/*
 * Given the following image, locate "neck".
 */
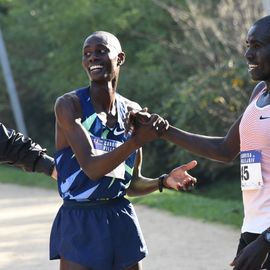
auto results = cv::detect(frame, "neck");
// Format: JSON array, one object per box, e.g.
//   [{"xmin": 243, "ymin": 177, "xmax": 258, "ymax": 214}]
[{"xmin": 90, "ymin": 81, "xmax": 117, "ymax": 114}]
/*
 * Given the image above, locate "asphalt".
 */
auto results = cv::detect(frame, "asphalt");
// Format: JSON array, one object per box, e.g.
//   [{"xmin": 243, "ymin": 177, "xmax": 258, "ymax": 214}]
[{"xmin": 0, "ymin": 183, "xmax": 240, "ymax": 270}]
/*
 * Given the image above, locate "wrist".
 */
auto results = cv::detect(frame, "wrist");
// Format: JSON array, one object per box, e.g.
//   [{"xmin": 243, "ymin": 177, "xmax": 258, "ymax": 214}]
[
  {"xmin": 129, "ymin": 136, "xmax": 143, "ymax": 149},
  {"xmin": 158, "ymin": 174, "xmax": 168, "ymax": 192},
  {"xmin": 35, "ymin": 154, "xmax": 55, "ymax": 176}
]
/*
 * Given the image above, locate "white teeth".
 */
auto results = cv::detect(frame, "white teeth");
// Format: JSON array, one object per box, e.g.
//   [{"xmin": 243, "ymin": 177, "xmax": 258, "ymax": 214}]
[
  {"xmin": 89, "ymin": 65, "xmax": 103, "ymax": 71},
  {"xmin": 249, "ymin": 64, "xmax": 258, "ymax": 68}
]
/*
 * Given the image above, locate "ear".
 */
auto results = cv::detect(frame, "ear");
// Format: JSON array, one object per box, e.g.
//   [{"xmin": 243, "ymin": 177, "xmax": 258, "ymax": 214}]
[{"xmin": 117, "ymin": 52, "xmax": 125, "ymax": 66}]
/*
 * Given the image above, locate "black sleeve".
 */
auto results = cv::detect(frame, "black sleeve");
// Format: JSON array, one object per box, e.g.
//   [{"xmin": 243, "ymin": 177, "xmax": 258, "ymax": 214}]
[{"xmin": 0, "ymin": 123, "xmax": 55, "ymax": 176}]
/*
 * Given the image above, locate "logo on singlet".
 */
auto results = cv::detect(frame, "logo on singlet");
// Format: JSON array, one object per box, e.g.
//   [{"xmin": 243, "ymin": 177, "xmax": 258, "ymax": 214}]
[
  {"xmin": 259, "ymin": 115, "xmax": 270, "ymax": 120},
  {"xmin": 113, "ymin": 128, "xmax": 125, "ymax": 136}
]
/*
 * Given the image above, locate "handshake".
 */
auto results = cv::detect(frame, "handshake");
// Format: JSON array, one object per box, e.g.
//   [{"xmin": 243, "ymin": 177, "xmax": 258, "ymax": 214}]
[{"xmin": 125, "ymin": 108, "xmax": 169, "ymax": 138}]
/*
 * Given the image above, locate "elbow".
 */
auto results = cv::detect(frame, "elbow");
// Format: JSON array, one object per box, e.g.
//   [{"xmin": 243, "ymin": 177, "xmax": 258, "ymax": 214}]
[
  {"xmin": 126, "ymin": 188, "xmax": 137, "ymax": 197},
  {"xmin": 209, "ymin": 141, "xmax": 239, "ymax": 163},
  {"xmin": 125, "ymin": 181, "xmax": 138, "ymax": 197},
  {"xmin": 218, "ymin": 157, "xmax": 234, "ymax": 164},
  {"xmin": 216, "ymin": 151, "xmax": 238, "ymax": 164},
  {"xmin": 80, "ymin": 164, "xmax": 101, "ymax": 181},
  {"xmin": 79, "ymin": 156, "xmax": 107, "ymax": 181}
]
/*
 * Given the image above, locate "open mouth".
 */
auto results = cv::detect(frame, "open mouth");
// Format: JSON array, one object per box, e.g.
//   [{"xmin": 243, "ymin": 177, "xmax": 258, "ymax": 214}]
[
  {"xmin": 89, "ymin": 65, "xmax": 103, "ymax": 73},
  {"xmin": 248, "ymin": 64, "xmax": 259, "ymax": 71}
]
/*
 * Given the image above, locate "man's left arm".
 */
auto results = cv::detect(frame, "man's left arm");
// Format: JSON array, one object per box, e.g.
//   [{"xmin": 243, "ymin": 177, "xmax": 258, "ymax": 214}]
[{"xmin": 126, "ymin": 148, "xmax": 197, "ymax": 196}]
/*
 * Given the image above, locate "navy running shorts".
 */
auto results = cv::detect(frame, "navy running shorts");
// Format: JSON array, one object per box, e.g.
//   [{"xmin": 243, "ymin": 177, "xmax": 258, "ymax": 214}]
[{"xmin": 50, "ymin": 197, "xmax": 148, "ymax": 270}]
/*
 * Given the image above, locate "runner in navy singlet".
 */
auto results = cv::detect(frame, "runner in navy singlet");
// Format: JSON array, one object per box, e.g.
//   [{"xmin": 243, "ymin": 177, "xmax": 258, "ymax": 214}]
[{"xmin": 50, "ymin": 31, "xmax": 197, "ymax": 270}]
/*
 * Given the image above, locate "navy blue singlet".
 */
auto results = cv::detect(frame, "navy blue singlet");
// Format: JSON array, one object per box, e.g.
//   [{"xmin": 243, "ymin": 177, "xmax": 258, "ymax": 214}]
[{"xmin": 54, "ymin": 86, "xmax": 137, "ymax": 201}]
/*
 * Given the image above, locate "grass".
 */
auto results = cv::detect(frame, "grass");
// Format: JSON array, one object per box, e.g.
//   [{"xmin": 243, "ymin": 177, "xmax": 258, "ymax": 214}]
[
  {"xmin": 0, "ymin": 165, "xmax": 57, "ymax": 189},
  {"xmin": 0, "ymin": 165, "xmax": 243, "ymax": 228},
  {"xmin": 130, "ymin": 187, "xmax": 243, "ymax": 228}
]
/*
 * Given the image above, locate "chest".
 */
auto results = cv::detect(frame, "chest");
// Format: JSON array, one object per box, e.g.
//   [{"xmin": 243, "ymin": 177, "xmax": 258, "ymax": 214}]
[
  {"xmin": 240, "ymin": 100, "xmax": 270, "ymax": 147},
  {"xmin": 96, "ymin": 112, "xmax": 118, "ymax": 129}
]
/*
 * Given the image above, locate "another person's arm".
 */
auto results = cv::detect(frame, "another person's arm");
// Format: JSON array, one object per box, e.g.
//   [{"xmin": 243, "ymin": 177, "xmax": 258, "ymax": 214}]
[
  {"xmin": 162, "ymin": 116, "xmax": 241, "ymax": 163},
  {"xmin": 162, "ymin": 82, "xmax": 266, "ymax": 163},
  {"xmin": 127, "ymin": 109, "xmax": 241, "ymax": 163},
  {"xmin": 0, "ymin": 123, "xmax": 55, "ymax": 177}
]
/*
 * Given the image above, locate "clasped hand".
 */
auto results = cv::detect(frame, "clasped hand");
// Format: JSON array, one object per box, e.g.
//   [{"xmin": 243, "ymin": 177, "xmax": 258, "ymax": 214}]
[{"xmin": 125, "ymin": 108, "xmax": 169, "ymax": 146}]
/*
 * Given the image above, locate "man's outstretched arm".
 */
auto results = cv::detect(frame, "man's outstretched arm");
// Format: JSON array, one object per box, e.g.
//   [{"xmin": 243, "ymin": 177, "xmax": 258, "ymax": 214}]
[{"xmin": 0, "ymin": 123, "xmax": 55, "ymax": 177}]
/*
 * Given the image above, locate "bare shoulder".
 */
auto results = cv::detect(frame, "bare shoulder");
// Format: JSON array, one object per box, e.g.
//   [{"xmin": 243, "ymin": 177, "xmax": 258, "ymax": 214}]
[
  {"xmin": 54, "ymin": 91, "xmax": 80, "ymax": 112},
  {"xmin": 55, "ymin": 91, "xmax": 81, "ymax": 120},
  {"xmin": 120, "ymin": 95, "xmax": 142, "ymax": 112},
  {"xmin": 249, "ymin": 81, "xmax": 266, "ymax": 103},
  {"xmin": 55, "ymin": 91, "xmax": 78, "ymax": 108}
]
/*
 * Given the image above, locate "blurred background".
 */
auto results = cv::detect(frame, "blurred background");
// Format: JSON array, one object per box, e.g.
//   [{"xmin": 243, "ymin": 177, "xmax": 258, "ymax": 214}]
[{"xmin": 0, "ymin": 0, "xmax": 267, "ymax": 185}]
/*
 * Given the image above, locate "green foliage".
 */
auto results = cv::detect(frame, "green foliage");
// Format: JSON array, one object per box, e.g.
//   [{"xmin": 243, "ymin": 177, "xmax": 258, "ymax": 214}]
[
  {"xmin": 0, "ymin": 0, "xmax": 263, "ymax": 183},
  {"xmin": 0, "ymin": 165, "xmax": 56, "ymax": 189}
]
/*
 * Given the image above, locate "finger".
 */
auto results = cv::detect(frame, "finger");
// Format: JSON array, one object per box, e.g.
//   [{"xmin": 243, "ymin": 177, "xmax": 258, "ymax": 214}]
[
  {"xmin": 156, "ymin": 125, "xmax": 167, "ymax": 136},
  {"xmin": 152, "ymin": 118, "xmax": 160, "ymax": 127},
  {"xmin": 154, "ymin": 119, "xmax": 166, "ymax": 132},
  {"xmin": 183, "ymin": 177, "xmax": 196, "ymax": 189},
  {"xmin": 150, "ymin": 114, "xmax": 160, "ymax": 124},
  {"xmin": 153, "ymin": 117, "xmax": 165, "ymax": 126},
  {"xmin": 184, "ymin": 177, "xmax": 196, "ymax": 186},
  {"xmin": 129, "ymin": 109, "xmax": 140, "ymax": 117},
  {"xmin": 185, "ymin": 174, "xmax": 197, "ymax": 184},
  {"xmin": 165, "ymin": 120, "xmax": 170, "ymax": 130},
  {"xmin": 230, "ymin": 256, "xmax": 237, "ymax": 266},
  {"xmin": 176, "ymin": 182, "xmax": 184, "ymax": 191},
  {"xmin": 179, "ymin": 176, "xmax": 194, "ymax": 190},
  {"xmin": 136, "ymin": 112, "xmax": 151, "ymax": 125},
  {"xmin": 180, "ymin": 160, "xmax": 197, "ymax": 171},
  {"xmin": 142, "ymin": 107, "xmax": 148, "ymax": 112}
]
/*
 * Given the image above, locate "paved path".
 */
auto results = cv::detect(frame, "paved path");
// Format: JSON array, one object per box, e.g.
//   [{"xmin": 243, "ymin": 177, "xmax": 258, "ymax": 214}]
[{"xmin": 0, "ymin": 183, "xmax": 239, "ymax": 270}]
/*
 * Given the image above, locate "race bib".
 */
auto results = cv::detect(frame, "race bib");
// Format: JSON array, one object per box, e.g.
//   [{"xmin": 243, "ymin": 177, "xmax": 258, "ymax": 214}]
[
  {"xmin": 91, "ymin": 136, "xmax": 125, "ymax": 180},
  {"xmin": 240, "ymin": 150, "xmax": 263, "ymax": 190}
]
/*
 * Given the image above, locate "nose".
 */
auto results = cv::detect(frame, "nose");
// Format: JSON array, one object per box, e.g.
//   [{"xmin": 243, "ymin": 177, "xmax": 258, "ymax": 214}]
[
  {"xmin": 84, "ymin": 51, "xmax": 99, "ymax": 63},
  {"xmin": 244, "ymin": 48, "xmax": 254, "ymax": 62},
  {"xmin": 88, "ymin": 52, "xmax": 98, "ymax": 63}
]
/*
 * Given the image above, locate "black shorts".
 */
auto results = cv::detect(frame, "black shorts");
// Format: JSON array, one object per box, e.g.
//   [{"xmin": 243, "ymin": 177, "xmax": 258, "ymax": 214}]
[{"xmin": 237, "ymin": 232, "xmax": 270, "ymax": 269}]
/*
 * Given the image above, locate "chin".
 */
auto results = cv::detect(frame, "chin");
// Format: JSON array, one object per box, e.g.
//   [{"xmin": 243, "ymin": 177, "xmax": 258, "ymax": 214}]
[{"xmin": 249, "ymin": 72, "xmax": 265, "ymax": 81}]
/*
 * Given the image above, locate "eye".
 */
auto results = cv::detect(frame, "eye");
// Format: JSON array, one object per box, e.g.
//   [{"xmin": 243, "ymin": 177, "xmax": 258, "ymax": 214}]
[
  {"xmin": 99, "ymin": 49, "xmax": 107, "ymax": 54},
  {"xmin": 84, "ymin": 51, "xmax": 92, "ymax": 57},
  {"xmin": 250, "ymin": 42, "xmax": 262, "ymax": 50}
]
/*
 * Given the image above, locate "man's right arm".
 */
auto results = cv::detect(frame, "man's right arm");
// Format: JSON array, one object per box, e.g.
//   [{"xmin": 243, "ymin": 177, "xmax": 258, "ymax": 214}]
[
  {"xmin": 54, "ymin": 94, "xmax": 162, "ymax": 181},
  {"xmin": 0, "ymin": 123, "xmax": 55, "ymax": 176}
]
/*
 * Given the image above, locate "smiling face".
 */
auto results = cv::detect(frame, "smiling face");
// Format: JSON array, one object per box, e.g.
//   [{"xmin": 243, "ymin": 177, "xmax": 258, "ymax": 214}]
[
  {"xmin": 82, "ymin": 31, "xmax": 125, "ymax": 83},
  {"xmin": 245, "ymin": 17, "xmax": 270, "ymax": 82}
]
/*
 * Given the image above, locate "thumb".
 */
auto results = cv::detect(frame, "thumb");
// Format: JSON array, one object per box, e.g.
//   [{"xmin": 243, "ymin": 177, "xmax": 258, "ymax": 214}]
[{"xmin": 181, "ymin": 160, "xmax": 197, "ymax": 171}]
